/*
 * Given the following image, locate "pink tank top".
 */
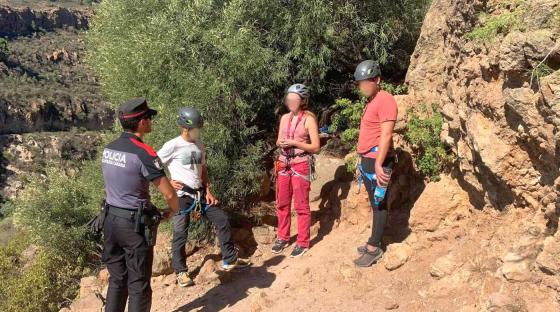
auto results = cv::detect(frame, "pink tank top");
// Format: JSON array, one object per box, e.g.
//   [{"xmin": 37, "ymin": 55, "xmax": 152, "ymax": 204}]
[{"xmin": 278, "ymin": 112, "xmax": 310, "ymax": 164}]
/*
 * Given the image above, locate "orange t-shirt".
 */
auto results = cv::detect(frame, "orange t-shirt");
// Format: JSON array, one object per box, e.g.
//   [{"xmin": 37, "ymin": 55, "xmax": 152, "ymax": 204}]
[{"xmin": 357, "ymin": 90, "xmax": 398, "ymax": 159}]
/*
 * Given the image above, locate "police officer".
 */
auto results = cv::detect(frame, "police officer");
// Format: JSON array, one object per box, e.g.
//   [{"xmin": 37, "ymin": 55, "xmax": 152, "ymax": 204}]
[{"xmin": 101, "ymin": 97, "xmax": 179, "ymax": 312}]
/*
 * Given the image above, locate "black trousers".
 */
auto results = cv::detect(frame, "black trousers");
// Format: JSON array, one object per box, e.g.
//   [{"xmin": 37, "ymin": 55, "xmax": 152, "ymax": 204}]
[
  {"xmin": 172, "ymin": 196, "xmax": 237, "ymax": 274},
  {"xmin": 103, "ymin": 213, "xmax": 153, "ymax": 312},
  {"xmin": 361, "ymin": 156, "xmax": 395, "ymax": 248}
]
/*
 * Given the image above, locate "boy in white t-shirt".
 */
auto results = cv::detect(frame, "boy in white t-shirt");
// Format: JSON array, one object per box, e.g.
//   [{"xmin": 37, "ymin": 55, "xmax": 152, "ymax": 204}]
[{"xmin": 157, "ymin": 108, "xmax": 250, "ymax": 287}]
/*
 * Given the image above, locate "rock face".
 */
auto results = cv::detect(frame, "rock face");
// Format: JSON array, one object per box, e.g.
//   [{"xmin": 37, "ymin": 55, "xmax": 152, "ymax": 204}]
[
  {"xmin": 401, "ymin": 0, "xmax": 560, "ymax": 284},
  {"xmin": 409, "ymin": 175, "xmax": 470, "ymax": 232},
  {"xmin": 0, "ymin": 7, "xmax": 113, "ymax": 199},
  {"xmin": 404, "ymin": 0, "xmax": 560, "ymax": 212},
  {"xmin": 0, "ymin": 132, "xmax": 104, "ymax": 200},
  {"xmin": 0, "ymin": 5, "xmax": 91, "ymax": 37}
]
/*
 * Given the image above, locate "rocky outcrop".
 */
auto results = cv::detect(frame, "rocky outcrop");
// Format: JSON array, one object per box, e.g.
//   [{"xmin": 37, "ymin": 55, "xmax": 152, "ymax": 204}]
[
  {"xmin": 402, "ymin": 0, "xmax": 560, "ymax": 289},
  {"xmin": 0, "ymin": 132, "xmax": 104, "ymax": 200},
  {"xmin": 0, "ymin": 97, "xmax": 113, "ymax": 135},
  {"xmin": 404, "ymin": 0, "xmax": 560, "ymax": 212},
  {"xmin": 0, "ymin": 5, "xmax": 91, "ymax": 37}
]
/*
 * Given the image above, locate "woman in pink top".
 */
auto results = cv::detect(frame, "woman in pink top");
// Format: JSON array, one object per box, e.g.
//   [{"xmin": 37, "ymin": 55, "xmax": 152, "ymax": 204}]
[{"xmin": 272, "ymin": 83, "xmax": 320, "ymax": 257}]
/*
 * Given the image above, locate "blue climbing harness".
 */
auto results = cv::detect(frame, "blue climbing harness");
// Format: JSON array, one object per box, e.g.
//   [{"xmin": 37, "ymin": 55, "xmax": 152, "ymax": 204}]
[
  {"xmin": 357, "ymin": 146, "xmax": 379, "ymax": 192},
  {"xmin": 178, "ymin": 189, "xmax": 209, "ymax": 220}
]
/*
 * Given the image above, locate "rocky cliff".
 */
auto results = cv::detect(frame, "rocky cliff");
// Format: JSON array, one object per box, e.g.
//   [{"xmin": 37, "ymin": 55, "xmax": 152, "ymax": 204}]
[
  {"xmin": 0, "ymin": 3, "xmax": 113, "ymax": 200},
  {"xmin": 398, "ymin": 0, "xmax": 560, "ymax": 305},
  {"xmin": 404, "ymin": 0, "xmax": 559, "ymax": 214},
  {"xmin": 0, "ymin": 4, "xmax": 90, "ymax": 37}
]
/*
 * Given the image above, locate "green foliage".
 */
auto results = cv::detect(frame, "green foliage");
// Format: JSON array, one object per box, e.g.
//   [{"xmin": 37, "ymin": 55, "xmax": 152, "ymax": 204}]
[
  {"xmin": 404, "ymin": 104, "xmax": 453, "ymax": 180},
  {"xmin": 0, "ymin": 38, "xmax": 8, "ymax": 62},
  {"xmin": 12, "ymin": 164, "xmax": 101, "ymax": 262},
  {"xmin": 466, "ymin": 1, "xmax": 525, "ymax": 42},
  {"xmin": 0, "ymin": 244, "xmax": 83, "ymax": 312},
  {"xmin": 345, "ymin": 153, "xmax": 358, "ymax": 175},
  {"xmin": 532, "ymin": 63, "xmax": 554, "ymax": 80},
  {"xmin": 329, "ymin": 97, "xmax": 365, "ymax": 147},
  {"xmin": 330, "ymin": 82, "xmax": 407, "ymax": 148},
  {"xmin": 0, "ymin": 161, "xmax": 105, "ymax": 312},
  {"xmin": 380, "ymin": 82, "xmax": 408, "ymax": 95}
]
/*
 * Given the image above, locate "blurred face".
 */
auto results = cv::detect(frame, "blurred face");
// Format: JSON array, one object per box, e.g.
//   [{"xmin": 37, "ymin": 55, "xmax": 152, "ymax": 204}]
[
  {"xmin": 188, "ymin": 128, "xmax": 201, "ymax": 141},
  {"xmin": 285, "ymin": 92, "xmax": 303, "ymax": 113},
  {"xmin": 357, "ymin": 77, "xmax": 381, "ymax": 98}
]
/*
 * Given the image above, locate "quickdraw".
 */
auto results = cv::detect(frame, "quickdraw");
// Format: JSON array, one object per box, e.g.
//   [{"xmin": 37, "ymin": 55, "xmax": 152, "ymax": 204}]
[{"xmin": 178, "ymin": 190, "xmax": 208, "ymax": 221}]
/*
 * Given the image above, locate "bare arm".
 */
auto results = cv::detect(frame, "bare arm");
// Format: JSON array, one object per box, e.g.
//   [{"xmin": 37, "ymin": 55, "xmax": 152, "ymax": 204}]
[
  {"xmin": 201, "ymin": 165, "xmax": 219, "ymax": 206},
  {"xmin": 375, "ymin": 121, "xmax": 396, "ymax": 185},
  {"xmin": 276, "ymin": 115, "xmax": 287, "ymax": 147},
  {"xmin": 201, "ymin": 165, "xmax": 210, "ymax": 190},
  {"xmin": 152, "ymin": 176, "xmax": 179, "ymax": 217}
]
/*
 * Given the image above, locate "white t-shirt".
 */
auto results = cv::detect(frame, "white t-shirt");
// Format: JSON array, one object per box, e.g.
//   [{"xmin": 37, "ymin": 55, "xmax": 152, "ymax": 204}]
[{"xmin": 157, "ymin": 136, "xmax": 206, "ymax": 198}]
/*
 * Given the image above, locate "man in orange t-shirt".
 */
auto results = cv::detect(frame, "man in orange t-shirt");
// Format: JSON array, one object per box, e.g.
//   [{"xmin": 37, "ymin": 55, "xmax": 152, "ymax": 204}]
[{"xmin": 352, "ymin": 60, "xmax": 398, "ymax": 268}]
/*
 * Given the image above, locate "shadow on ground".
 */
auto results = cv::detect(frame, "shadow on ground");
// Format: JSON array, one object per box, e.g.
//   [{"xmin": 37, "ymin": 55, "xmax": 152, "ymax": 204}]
[
  {"xmin": 310, "ymin": 165, "xmax": 352, "ymax": 246},
  {"xmin": 174, "ymin": 255, "xmax": 285, "ymax": 312}
]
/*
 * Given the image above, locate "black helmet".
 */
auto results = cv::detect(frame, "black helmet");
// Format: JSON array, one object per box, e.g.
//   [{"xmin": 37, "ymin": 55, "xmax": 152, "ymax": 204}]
[
  {"xmin": 354, "ymin": 60, "xmax": 381, "ymax": 81},
  {"xmin": 287, "ymin": 83, "xmax": 310, "ymax": 99},
  {"xmin": 177, "ymin": 107, "xmax": 203, "ymax": 129}
]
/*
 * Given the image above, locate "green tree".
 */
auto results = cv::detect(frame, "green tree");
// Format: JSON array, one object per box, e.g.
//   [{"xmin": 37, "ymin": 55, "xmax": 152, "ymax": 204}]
[{"xmin": 87, "ymin": 0, "xmax": 430, "ymax": 208}]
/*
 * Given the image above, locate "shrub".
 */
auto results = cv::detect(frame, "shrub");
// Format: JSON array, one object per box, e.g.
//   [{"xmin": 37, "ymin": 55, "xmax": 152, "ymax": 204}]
[
  {"xmin": 86, "ymin": 2, "xmax": 432, "ymax": 205},
  {"xmin": 404, "ymin": 103, "xmax": 453, "ymax": 180},
  {"xmin": 465, "ymin": 1, "xmax": 525, "ymax": 42},
  {"xmin": 0, "ymin": 38, "xmax": 8, "ymax": 62},
  {"xmin": 2, "ymin": 160, "xmax": 105, "ymax": 312},
  {"xmin": 380, "ymin": 82, "xmax": 408, "ymax": 95},
  {"xmin": 330, "ymin": 97, "xmax": 365, "ymax": 147}
]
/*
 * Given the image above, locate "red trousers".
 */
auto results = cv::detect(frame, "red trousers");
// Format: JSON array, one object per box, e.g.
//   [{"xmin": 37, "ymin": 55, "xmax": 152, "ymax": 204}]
[{"xmin": 275, "ymin": 161, "xmax": 311, "ymax": 248}]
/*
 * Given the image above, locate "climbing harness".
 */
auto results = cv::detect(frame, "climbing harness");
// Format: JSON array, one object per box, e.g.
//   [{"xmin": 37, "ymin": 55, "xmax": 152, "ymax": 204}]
[
  {"xmin": 356, "ymin": 146, "xmax": 397, "ymax": 194},
  {"xmin": 178, "ymin": 186, "xmax": 209, "ymax": 221},
  {"xmin": 274, "ymin": 111, "xmax": 317, "ymax": 182},
  {"xmin": 357, "ymin": 146, "xmax": 379, "ymax": 193}
]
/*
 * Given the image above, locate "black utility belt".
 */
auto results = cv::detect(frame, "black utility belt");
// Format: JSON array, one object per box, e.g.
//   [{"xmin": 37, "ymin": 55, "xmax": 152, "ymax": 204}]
[{"xmin": 107, "ymin": 205, "xmax": 139, "ymax": 219}]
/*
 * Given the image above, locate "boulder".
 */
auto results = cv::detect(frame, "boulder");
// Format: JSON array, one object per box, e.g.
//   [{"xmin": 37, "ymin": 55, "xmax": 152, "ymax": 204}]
[
  {"xmin": 70, "ymin": 276, "xmax": 104, "ymax": 312},
  {"xmin": 430, "ymin": 254, "xmax": 461, "ymax": 279},
  {"xmin": 536, "ymin": 234, "xmax": 560, "ymax": 275},
  {"xmin": 383, "ymin": 243, "xmax": 413, "ymax": 271},
  {"xmin": 152, "ymin": 244, "xmax": 174, "ymax": 276},
  {"xmin": 499, "ymin": 30, "xmax": 558, "ymax": 76},
  {"xmin": 409, "ymin": 175, "xmax": 470, "ymax": 232},
  {"xmin": 499, "ymin": 252, "xmax": 532, "ymax": 282},
  {"xmin": 252, "ymin": 225, "xmax": 277, "ymax": 245},
  {"xmin": 487, "ymin": 292, "xmax": 528, "ymax": 312}
]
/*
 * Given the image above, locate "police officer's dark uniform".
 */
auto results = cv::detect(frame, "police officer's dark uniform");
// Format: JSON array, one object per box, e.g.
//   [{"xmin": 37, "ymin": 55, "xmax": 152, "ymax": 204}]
[{"xmin": 101, "ymin": 98, "xmax": 165, "ymax": 312}]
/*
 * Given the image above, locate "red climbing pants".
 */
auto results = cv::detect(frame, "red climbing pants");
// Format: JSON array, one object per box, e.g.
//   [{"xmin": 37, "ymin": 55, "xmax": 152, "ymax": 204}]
[{"xmin": 275, "ymin": 161, "xmax": 311, "ymax": 248}]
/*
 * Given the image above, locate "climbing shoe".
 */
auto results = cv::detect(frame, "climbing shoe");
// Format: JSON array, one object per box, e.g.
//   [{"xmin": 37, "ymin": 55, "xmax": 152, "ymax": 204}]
[
  {"xmin": 290, "ymin": 245, "xmax": 308, "ymax": 258},
  {"xmin": 176, "ymin": 272, "xmax": 194, "ymax": 287},
  {"xmin": 271, "ymin": 239, "xmax": 289, "ymax": 254},
  {"xmin": 222, "ymin": 258, "xmax": 252, "ymax": 271},
  {"xmin": 353, "ymin": 247, "xmax": 384, "ymax": 267}
]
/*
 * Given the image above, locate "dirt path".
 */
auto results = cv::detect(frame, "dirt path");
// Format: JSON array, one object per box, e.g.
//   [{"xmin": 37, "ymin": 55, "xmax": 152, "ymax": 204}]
[
  {"xmin": 70, "ymin": 154, "xmax": 560, "ymax": 312},
  {"xmin": 148, "ymin": 155, "xmax": 560, "ymax": 312}
]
